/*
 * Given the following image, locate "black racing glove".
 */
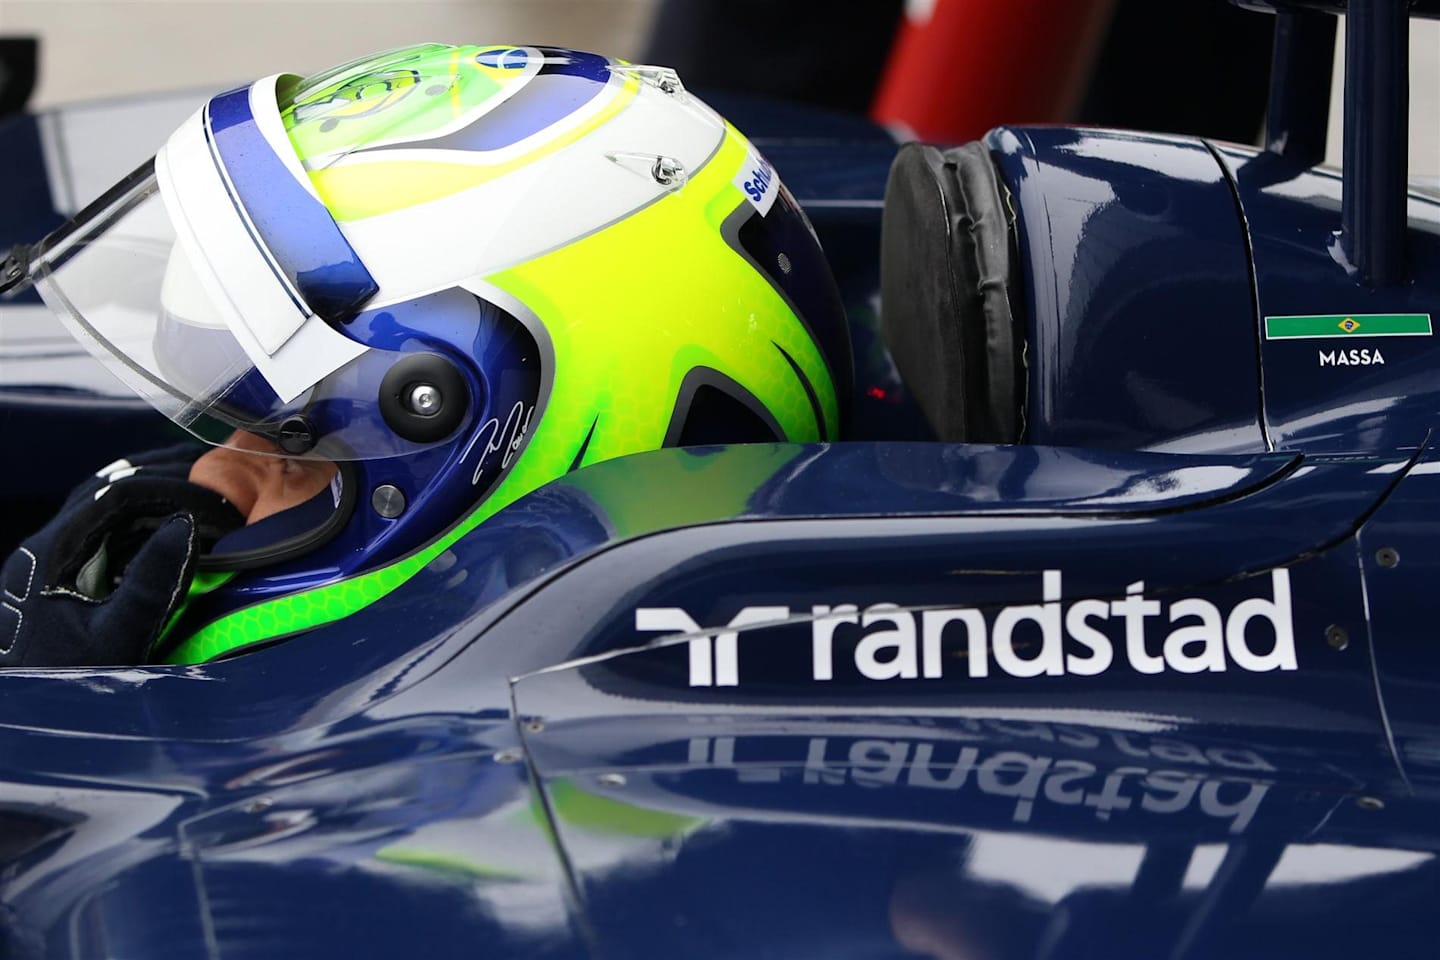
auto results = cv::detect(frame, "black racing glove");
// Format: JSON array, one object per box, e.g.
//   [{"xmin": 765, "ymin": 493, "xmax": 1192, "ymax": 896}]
[{"xmin": 0, "ymin": 445, "xmax": 244, "ymax": 667}]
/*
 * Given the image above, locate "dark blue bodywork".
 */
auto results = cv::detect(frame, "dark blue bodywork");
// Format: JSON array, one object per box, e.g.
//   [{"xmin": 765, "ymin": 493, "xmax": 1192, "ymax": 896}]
[{"xmin": 4, "ymin": 12, "xmax": 1440, "ymax": 958}]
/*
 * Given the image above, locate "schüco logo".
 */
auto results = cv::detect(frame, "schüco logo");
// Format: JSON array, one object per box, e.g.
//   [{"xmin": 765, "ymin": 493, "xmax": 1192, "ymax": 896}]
[
  {"xmin": 636, "ymin": 569, "xmax": 1297, "ymax": 688},
  {"xmin": 742, "ymin": 159, "xmax": 773, "ymax": 204},
  {"xmin": 734, "ymin": 149, "xmax": 778, "ymax": 217}
]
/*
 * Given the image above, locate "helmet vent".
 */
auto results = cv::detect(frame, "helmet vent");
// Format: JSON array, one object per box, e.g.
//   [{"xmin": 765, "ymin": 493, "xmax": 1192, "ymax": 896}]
[{"xmin": 667, "ymin": 372, "xmax": 785, "ymax": 448}]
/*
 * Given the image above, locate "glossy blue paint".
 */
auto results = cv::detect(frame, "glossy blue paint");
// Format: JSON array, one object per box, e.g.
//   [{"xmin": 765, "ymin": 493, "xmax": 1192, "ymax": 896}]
[
  {"xmin": 988, "ymin": 126, "xmax": 1267, "ymax": 454},
  {"xmin": 0, "ymin": 439, "xmax": 1431, "ymax": 958},
  {"xmin": 1359, "ymin": 447, "xmax": 1440, "ymax": 793},
  {"xmin": 988, "ymin": 124, "xmax": 1440, "ymax": 458},
  {"xmin": 514, "ymin": 717, "xmax": 1437, "ymax": 958},
  {"xmin": 1216, "ymin": 146, "xmax": 1440, "ymax": 452},
  {"xmin": 5, "ymin": 31, "xmax": 1440, "ymax": 959}
]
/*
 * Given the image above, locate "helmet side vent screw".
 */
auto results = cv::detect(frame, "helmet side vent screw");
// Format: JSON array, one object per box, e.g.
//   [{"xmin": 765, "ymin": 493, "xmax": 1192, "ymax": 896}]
[
  {"xmin": 407, "ymin": 383, "xmax": 443, "ymax": 418},
  {"xmin": 371, "ymin": 484, "xmax": 407, "ymax": 519},
  {"xmin": 1375, "ymin": 547, "xmax": 1400, "ymax": 568},
  {"xmin": 1325, "ymin": 625, "xmax": 1349, "ymax": 650}
]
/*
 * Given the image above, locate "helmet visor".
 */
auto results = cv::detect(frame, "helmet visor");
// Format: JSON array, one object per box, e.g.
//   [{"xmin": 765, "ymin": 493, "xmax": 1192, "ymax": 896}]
[{"xmin": 28, "ymin": 160, "xmax": 468, "ymax": 461}]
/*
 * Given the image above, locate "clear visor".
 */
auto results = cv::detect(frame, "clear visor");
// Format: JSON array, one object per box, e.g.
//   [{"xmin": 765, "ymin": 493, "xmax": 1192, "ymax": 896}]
[{"xmin": 28, "ymin": 160, "xmax": 456, "ymax": 461}]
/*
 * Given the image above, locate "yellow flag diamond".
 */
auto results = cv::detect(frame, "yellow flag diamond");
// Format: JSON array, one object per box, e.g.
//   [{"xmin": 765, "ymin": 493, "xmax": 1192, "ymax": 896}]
[{"xmin": 1339, "ymin": 317, "xmax": 1361, "ymax": 333}]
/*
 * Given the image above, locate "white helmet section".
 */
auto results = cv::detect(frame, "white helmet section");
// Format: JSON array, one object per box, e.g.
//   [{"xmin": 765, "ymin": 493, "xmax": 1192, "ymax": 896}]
[
  {"xmin": 154, "ymin": 74, "xmax": 367, "ymax": 404},
  {"xmin": 327, "ymin": 71, "xmax": 730, "ymax": 305}
]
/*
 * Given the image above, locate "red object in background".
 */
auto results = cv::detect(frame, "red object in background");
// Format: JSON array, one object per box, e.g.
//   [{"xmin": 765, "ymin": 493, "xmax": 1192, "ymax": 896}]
[{"xmin": 872, "ymin": 0, "xmax": 1115, "ymax": 142}]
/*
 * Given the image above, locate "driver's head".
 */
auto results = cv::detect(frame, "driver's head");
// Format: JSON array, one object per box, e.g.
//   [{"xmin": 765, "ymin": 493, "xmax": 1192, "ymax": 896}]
[{"xmin": 27, "ymin": 43, "xmax": 853, "ymax": 661}]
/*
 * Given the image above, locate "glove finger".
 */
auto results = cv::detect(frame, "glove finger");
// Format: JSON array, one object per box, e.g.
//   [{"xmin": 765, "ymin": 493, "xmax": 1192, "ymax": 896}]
[
  {"xmin": 53, "ymin": 477, "xmax": 243, "ymax": 584},
  {"xmin": 90, "ymin": 514, "xmax": 199, "ymax": 660},
  {"xmin": 64, "ymin": 444, "xmax": 209, "ymax": 510}
]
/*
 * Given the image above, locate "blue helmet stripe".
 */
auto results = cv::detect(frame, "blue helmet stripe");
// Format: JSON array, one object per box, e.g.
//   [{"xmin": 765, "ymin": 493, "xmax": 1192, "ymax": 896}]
[{"xmin": 206, "ymin": 86, "xmax": 378, "ymax": 325}]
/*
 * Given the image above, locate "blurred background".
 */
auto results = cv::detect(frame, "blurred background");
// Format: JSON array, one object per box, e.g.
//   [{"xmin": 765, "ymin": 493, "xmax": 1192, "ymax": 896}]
[
  {"xmin": 0, "ymin": 0, "xmax": 1436, "ymax": 174},
  {"xmin": 5, "ymin": 0, "xmax": 660, "ymax": 105}
]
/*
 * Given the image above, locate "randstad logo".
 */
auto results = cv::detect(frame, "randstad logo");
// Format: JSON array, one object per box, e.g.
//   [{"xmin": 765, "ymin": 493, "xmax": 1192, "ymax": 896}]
[{"xmin": 636, "ymin": 570, "xmax": 1296, "ymax": 688}]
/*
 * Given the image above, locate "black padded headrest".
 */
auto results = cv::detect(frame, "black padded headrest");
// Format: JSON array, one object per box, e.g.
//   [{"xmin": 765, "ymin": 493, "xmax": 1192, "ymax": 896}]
[{"xmin": 880, "ymin": 141, "xmax": 1026, "ymax": 443}]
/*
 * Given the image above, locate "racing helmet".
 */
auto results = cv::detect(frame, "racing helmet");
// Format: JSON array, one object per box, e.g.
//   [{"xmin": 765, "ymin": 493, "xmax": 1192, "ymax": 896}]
[{"xmin": 22, "ymin": 43, "xmax": 853, "ymax": 663}]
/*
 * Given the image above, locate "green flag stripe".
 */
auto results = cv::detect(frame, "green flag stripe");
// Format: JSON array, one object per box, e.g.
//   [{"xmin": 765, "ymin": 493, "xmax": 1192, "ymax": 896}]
[{"xmin": 1264, "ymin": 313, "xmax": 1432, "ymax": 339}]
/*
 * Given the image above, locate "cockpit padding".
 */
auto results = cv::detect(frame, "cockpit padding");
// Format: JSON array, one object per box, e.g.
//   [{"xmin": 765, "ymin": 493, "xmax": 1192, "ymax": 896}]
[{"xmin": 880, "ymin": 141, "xmax": 1026, "ymax": 443}]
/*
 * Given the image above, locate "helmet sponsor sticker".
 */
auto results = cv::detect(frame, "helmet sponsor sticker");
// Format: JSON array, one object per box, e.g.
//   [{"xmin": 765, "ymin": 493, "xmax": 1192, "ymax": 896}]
[
  {"xmin": 637, "ymin": 568, "xmax": 1297, "ymax": 688},
  {"xmin": 734, "ymin": 148, "xmax": 778, "ymax": 217}
]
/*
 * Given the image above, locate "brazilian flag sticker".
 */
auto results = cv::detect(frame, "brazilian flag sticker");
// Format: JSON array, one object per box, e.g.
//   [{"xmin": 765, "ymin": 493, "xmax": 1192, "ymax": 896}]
[{"xmin": 1264, "ymin": 313, "xmax": 1433, "ymax": 339}]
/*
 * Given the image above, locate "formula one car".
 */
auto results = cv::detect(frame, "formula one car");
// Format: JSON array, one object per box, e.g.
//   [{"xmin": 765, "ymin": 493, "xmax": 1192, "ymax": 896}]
[{"xmin": 1, "ymin": 1, "xmax": 1439, "ymax": 957}]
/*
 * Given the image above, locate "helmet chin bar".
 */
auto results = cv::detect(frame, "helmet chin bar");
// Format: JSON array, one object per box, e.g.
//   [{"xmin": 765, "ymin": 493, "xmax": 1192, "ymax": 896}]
[{"xmin": 198, "ymin": 460, "xmax": 358, "ymax": 572}]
